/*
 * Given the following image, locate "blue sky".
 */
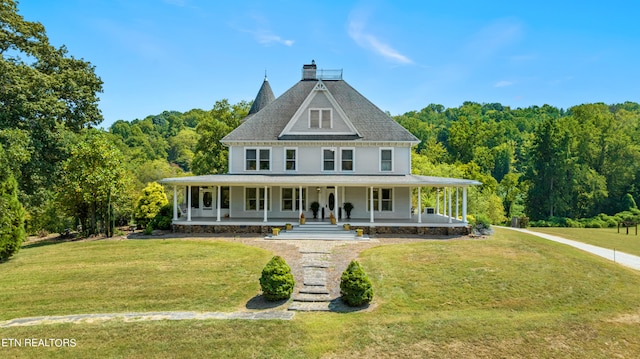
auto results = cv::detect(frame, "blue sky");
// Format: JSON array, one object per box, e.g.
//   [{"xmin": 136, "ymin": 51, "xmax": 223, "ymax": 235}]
[{"xmin": 17, "ymin": 0, "xmax": 640, "ymax": 128}]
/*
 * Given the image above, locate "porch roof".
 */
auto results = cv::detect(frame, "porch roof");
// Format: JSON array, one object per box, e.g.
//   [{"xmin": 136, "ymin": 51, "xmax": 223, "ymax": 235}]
[{"xmin": 159, "ymin": 174, "xmax": 481, "ymax": 187}]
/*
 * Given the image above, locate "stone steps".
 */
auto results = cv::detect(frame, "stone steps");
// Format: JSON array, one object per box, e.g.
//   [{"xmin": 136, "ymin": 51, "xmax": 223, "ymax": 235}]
[
  {"xmin": 288, "ymin": 244, "xmax": 334, "ymax": 312},
  {"xmin": 288, "ymin": 301, "xmax": 330, "ymax": 312},
  {"xmin": 292, "ymin": 293, "xmax": 332, "ymax": 302}
]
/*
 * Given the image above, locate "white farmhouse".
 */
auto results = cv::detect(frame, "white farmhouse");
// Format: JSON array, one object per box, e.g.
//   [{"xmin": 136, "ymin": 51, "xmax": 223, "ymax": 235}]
[{"xmin": 161, "ymin": 61, "xmax": 480, "ymax": 236}]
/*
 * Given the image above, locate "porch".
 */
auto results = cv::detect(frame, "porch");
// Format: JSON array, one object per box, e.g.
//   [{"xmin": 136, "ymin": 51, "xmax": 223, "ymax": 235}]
[
  {"xmin": 160, "ymin": 173, "xmax": 481, "ymax": 237},
  {"xmin": 171, "ymin": 213, "xmax": 466, "ymax": 227}
]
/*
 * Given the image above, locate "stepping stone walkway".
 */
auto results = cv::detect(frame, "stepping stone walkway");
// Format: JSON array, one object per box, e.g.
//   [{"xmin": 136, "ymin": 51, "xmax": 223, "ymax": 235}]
[
  {"xmin": 289, "ymin": 247, "xmax": 333, "ymax": 311},
  {"xmin": 0, "ymin": 311, "xmax": 294, "ymax": 328}
]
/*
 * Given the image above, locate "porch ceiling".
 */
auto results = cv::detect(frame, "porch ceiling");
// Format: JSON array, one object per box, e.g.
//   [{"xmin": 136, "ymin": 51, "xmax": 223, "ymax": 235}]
[{"xmin": 159, "ymin": 174, "xmax": 481, "ymax": 187}]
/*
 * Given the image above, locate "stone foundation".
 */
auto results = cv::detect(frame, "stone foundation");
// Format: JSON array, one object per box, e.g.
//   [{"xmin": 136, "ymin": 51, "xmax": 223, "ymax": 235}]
[
  {"xmin": 353, "ymin": 226, "xmax": 469, "ymax": 236},
  {"xmin": 172, "ymin": 224, "xmax": 470, "ymax": 237}
]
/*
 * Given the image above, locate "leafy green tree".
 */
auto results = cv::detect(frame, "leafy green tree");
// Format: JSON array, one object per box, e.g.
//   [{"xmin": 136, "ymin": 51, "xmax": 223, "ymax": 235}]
[
  {"xmin": 622, "ymin": 193, "xmax": 637, "ymax": 211},
  {"xmin": 59, "ymin": 130, "xmax": 129, "ymax": 236},
  {"xmin": 498, "ymin": 172, "xmax": 522, "ymax": 219},
  {"xmin": 192, "ymin": 100, "xmax": 249, "ymax": 175},
  {"xmin": 0, "ymin": 143, "xmax": 26, "ymax": 261},
  {"xmin": 134, "ymin": 182, "xmax": 169, "ymax": 228},
  {"xmin": 133, "ymin": 159, "xmax": 184, "ymax": 192},
  {"xmin": 1, "ymin": 1, "xmax": 103, "ymax": 234},
  {"xmin": 168, "ymin": 128, "xmax": 199, "ymax": 171}
]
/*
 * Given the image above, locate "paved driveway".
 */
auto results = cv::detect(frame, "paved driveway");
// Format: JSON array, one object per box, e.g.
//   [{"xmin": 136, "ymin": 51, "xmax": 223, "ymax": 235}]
[{"xmin": 500, "ymin": 227, "xmax": 640, "ymax": 271}]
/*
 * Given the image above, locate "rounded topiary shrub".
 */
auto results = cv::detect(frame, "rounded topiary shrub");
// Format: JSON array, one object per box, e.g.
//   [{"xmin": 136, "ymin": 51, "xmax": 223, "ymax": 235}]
[
  {"xmin": 340, "ymin": 260, "xmax": 373, "ymax": 307},
  {"xmin": 259, "ymin": 256, "xmax": 295, "ymax": 301}
]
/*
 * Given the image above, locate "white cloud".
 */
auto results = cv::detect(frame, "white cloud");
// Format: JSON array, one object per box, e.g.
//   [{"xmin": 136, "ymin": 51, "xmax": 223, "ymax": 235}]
[
  {"xmin": 347, "ymin": 10, "xmax": 412, "ymax": 65},
  {"xmin": 233, "ymin": 15, "xmax": 294, "ymax": 47},
  {"xmin": 494, "ymin": 80, "xmax": 513, "ymax": 88},
  {"xmin": 254, "ymin": 30, "xmax": 294, "ymax": 47}
]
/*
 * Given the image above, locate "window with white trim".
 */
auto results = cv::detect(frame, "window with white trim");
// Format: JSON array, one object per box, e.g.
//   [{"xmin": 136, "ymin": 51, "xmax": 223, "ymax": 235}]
[
  {"xmin": 246, "ymin": 148, "xmax": 270, "ymax": 171},
  {"xmin": 309, "ymin": 109, "xmax": 332, "ymax": 128},
  {"xmin": 245, "ymin": 187, "xmax": 270, "ymax": 210},
  {"xmin": 285, "ymin": 148, "xmax": 297, "ymax": 171},
  {"xmin": 380, "ymin": 148, "xmax": 393, "ymax": 172},
  {"xmin": 341, "ymin": 148, "xmax": 354, "ymax": 171},
  {"xmin": 367, "ymin": 188, "xmax": 393, "ymax": 211},
  {"xmin": 323, "ymin": 148, "xmax": 335, "ymax": 171},
  {"xmin": 281, "ymin": 188, "xmax": 306, "ymax": 211}
]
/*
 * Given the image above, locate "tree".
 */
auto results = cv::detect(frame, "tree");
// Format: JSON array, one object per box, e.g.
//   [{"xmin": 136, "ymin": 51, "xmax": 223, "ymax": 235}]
[
  {"xmin": 192, "ymin": 100, "xmax": 249, "ymax": 175},
  {"xmin": 59, "ymin": 130, "xmax": 129, "ymax": 236},
  {"xmin": 0, "ymin": 143, "xmax": 26, "ymax": 261},
  {"xmin": 498, "ymin": 172, "xmax": 522, "ymax": 219},
  {"xmin": 134, "ymin": 182, "xmax": 169, "ymax": 228},
  {"xmin": 1, "ymin": 0, "xmax": 103, "ymax": 233}
]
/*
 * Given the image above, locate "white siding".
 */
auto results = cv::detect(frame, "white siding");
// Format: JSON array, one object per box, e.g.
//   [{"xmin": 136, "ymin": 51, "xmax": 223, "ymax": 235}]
[{"xmin": 229, "ymin": 145, "xmax": 411, "ymax": 175}]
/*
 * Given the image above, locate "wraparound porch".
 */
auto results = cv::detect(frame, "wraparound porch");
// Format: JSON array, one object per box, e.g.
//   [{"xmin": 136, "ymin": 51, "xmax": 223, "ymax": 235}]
[{"xmin": 159, "ymin": 174, "xmax": 481, "ymax": 234}]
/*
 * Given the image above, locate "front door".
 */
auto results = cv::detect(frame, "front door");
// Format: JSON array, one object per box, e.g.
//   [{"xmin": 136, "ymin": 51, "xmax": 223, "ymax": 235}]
[
  {"xmin": 323, "ymin": 187, "xmax": 336, "ymax": 219},
  {"xmin": 201, "ymin": 188, "xmax": 215, "ymax": 217}
]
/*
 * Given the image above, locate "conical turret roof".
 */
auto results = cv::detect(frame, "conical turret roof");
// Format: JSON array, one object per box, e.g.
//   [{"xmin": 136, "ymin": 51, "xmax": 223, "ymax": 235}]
[{"xmin": 247, "ymin": 76, "xmax": 275, "ymax": 115}]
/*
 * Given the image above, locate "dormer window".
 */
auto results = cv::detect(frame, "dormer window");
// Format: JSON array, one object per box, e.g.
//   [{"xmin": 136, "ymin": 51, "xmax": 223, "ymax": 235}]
[{"xmin": 309, "ymin": 108, "xmax": 332, "ymax": 128}]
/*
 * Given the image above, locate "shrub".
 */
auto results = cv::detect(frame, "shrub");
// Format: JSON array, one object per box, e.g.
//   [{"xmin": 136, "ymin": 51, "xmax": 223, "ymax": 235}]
[
  {"xmin": 340, "ymin": 260, "xmax": 373, "ymax": 307},
  {"xmin": 150, "ymin": 204, "xmax": 173, "ymax": 230},
  {"xmin": 259, "ymin": 256, "xmax": 295, "ymax": 301},
  {"xmin": 143, "ymin": 225, "xmax": 153, "ymax": 235},
  {"xmin": 134, "ymin": 182, "xmax": 168, "ymax": 228}
]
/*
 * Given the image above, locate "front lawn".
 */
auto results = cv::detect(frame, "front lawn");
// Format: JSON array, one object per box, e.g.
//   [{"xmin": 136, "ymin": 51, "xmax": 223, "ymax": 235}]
[
  {"xmin": 0, "ymin": 239, "xmax": 272, "ymax": 320},
  {"xmin": 1, "ymin": 230, "xmax": 639, "ymax": 358}
]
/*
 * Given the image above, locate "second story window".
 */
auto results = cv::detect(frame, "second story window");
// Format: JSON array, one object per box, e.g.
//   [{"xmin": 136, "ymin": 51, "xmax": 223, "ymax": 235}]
[
  {"xmin": 380, "ymin": 148, "xmax": 393, "ymax": 172},
  {"xmin": 309, "ymin": 109, "xmax": 332, "ymax": 128},
  {"xmin": 285, "ymin": 148, "xmax": 296, "ymax": 171},
  {"xmin": 341, "ymin": 148, "xmax": 354, "ymax": 171},
  {"xmin": 246, "ymin": 148, "xmax": 270, "ymax": 171},
  {"xmin": 323, "ymin": 148, "xmax": 335, "ymax": 171}
]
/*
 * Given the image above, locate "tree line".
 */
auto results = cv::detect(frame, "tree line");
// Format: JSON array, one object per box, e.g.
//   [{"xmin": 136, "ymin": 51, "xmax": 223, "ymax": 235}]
[{"xmin": 398, "ymin": 101, "xmax": 640, "ymax": 225}]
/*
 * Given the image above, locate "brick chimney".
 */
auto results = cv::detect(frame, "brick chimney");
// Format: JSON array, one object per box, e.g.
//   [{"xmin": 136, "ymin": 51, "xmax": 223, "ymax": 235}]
[{"xmin": 302, "ymin": 60, "xmax": 317, "ymax": 80}]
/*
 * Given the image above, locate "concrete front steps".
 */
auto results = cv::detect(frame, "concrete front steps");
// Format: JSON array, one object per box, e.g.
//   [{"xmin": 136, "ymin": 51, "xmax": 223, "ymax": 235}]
[{"xmin": 268, "ymin": 222, "xmax": 369, "ymax": 240}]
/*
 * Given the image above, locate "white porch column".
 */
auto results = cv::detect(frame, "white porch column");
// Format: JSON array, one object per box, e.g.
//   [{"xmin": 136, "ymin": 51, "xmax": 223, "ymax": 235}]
[
  {"xmin": 173, "ymin": 186, "xmax": 178, "ymax": 220},
  {"xmin": 370, "ymin": 186, "xmax": 374, "ymax": 223},
  {"xmin": 335, "ymin": 185, "xmax": 339, "ymax": 225},
  {"xmin": 298, "ymin": 186, "xmax": 303, "ymax": 218},
  {"xmin": 436, "ymin": 188, "xmax": 440, "ymax": 214},
  {"xmin": 187, "ymin": 185, "xmax": 192, "ymax": 222},
  {"xmin": 263, "ymin": 186, "xmax": 268, "ymax": 223},
  {"xmin": 462, "ymin": 187, "xmax": 468, "ymax": 223},
  {"xmin": 443, "ymin": 187, "xmax": 447, "ymax": 217},
  {"xmin": 456, "ymin": 187, "xmax": 459, "ymax": 220},
  {"xmin": 216, "ymin": 185, "xmax": 221, "ymax": 222},
  {"xmin": 448, "ymin": 187, "xmax": 453, "ymax": 223},
  {"xmin": 418, "ymin": 187, "xmax": 422, "ymax": 223}
]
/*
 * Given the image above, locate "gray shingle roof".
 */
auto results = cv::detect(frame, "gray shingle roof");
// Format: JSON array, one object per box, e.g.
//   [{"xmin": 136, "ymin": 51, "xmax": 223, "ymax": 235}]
[
  {"xmin": 247, "ymin": 77, "xmax": 275, "ymax": 116},
  {"xmin": 222, "ymin": 79, "xmax": 419, "ymax": 143}
]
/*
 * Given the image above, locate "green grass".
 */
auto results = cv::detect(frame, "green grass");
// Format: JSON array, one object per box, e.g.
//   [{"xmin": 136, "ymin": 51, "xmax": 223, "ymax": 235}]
[
  {"xmin": 0, "ymin": 239, "xmax": 273, "ymax": 320},
  {"xmin": 1, "ymin": 230, "xmax": 640, "ymax": 358},
  {"xmin": 530, "ymin": 226, "xmax": 640, "ymax": 257}
]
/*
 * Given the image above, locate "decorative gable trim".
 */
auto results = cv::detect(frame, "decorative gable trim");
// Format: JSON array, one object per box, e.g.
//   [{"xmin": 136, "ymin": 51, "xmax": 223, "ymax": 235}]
[{"xmin": 278, "ymin": 80, "xmax": 362, "ymax": 139}]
